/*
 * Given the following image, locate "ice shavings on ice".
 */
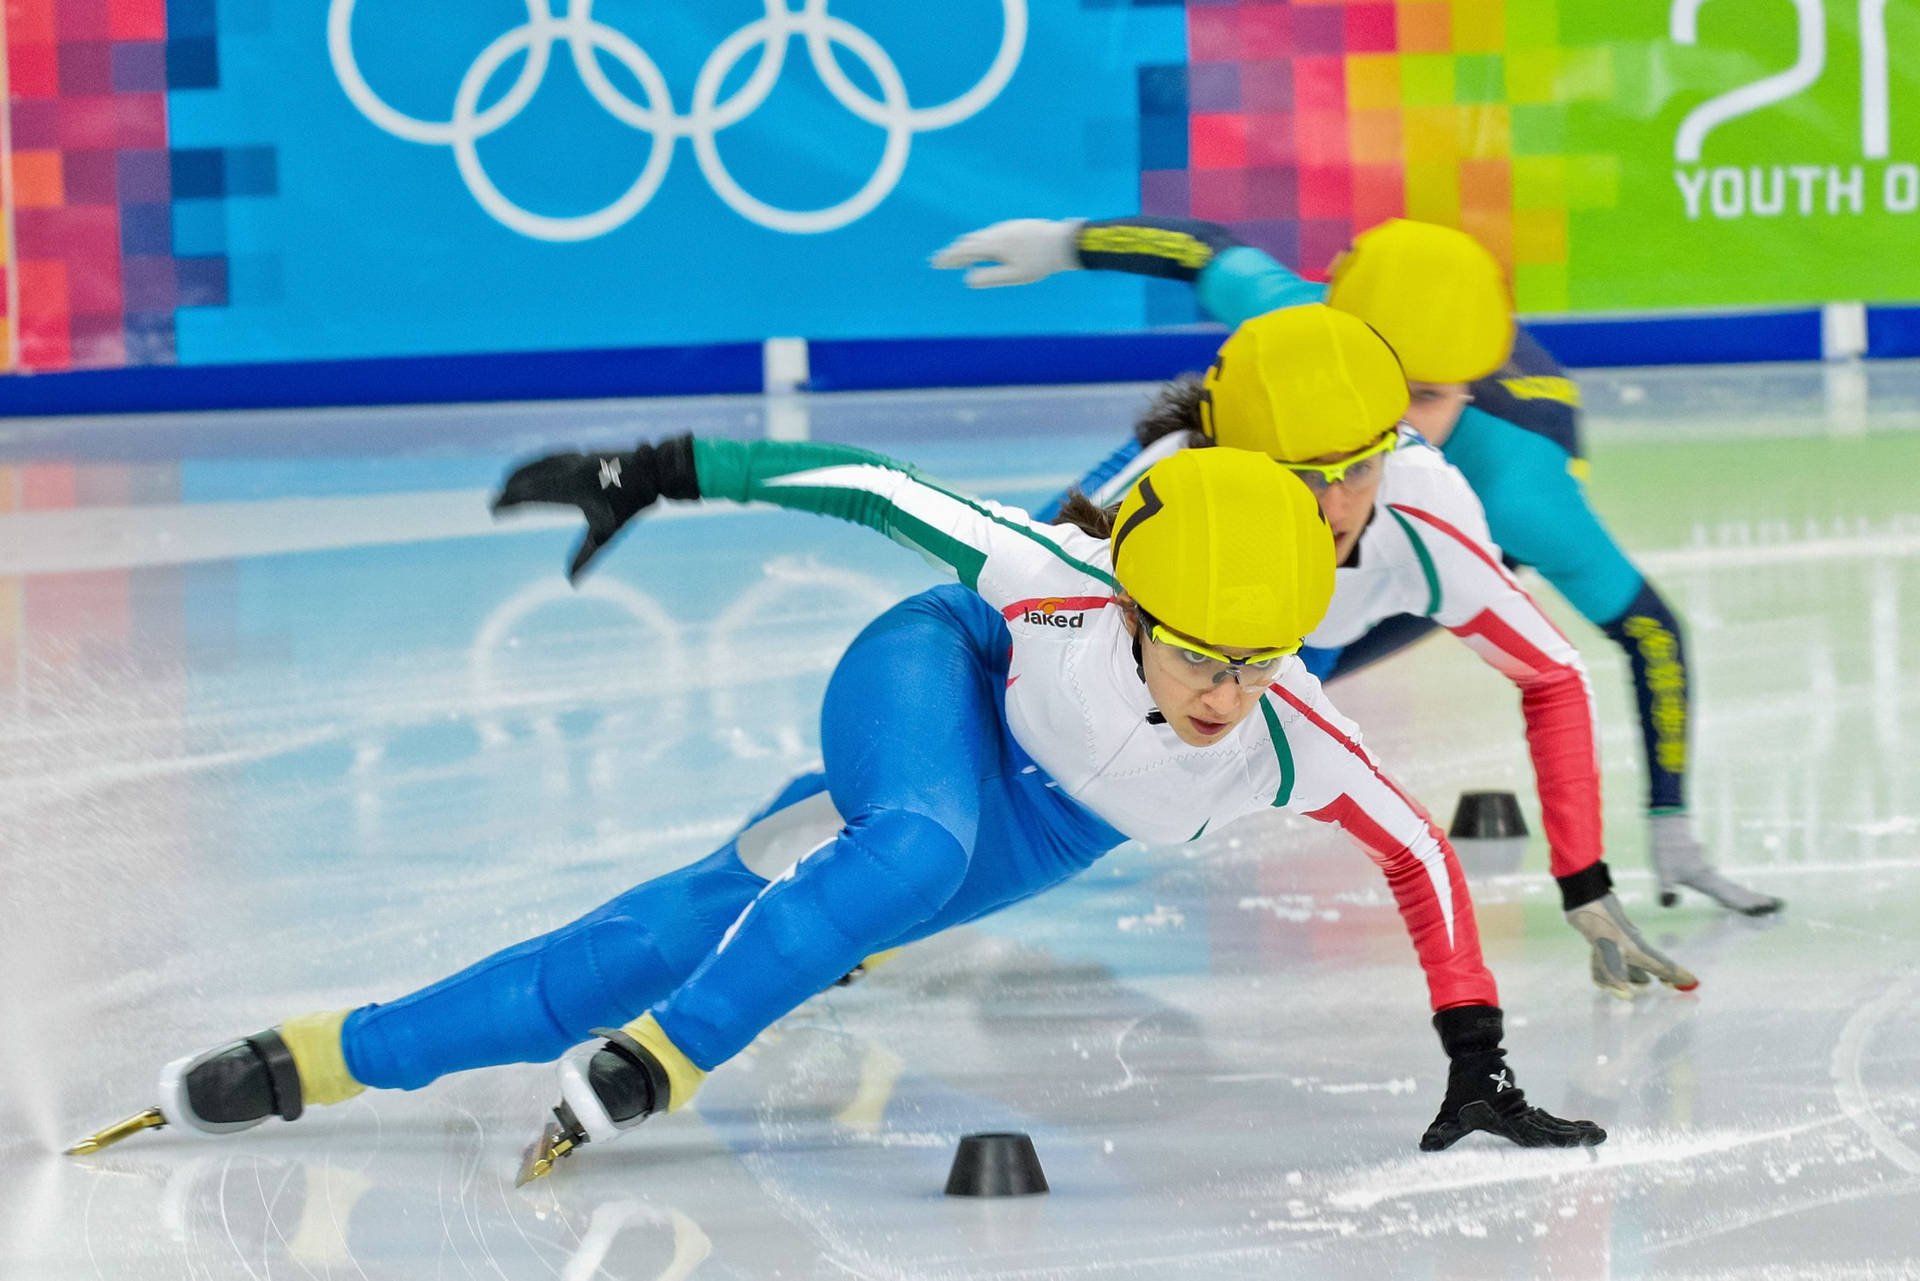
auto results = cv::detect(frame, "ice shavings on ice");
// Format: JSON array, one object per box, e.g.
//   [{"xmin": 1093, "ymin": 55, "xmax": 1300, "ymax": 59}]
[{"xmin": 1325, "ymin": 1119, "xmax": 1841, "ymax": 1212}]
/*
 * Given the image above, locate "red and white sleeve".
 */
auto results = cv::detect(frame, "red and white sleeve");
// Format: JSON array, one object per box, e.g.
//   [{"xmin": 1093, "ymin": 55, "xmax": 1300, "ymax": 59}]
[
  {"xmin": 1389, "ymin": 500, "xmax": 1605, "ymax": 882},
  {"xmin": 1268, "ymin": 676, "xmax": 1498, "ymax": 1012}
]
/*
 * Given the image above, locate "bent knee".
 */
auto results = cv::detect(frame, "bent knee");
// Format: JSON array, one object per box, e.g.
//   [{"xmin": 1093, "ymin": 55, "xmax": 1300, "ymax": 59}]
[{"xmin": 806, "ymin": 808, "xmax": 972, "ymax": 942}]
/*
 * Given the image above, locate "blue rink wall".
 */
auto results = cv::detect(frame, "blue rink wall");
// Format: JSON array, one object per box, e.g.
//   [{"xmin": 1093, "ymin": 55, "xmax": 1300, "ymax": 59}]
[{"xmin": 5, "ymin": 302, "xmax": 1920, "ymax": 417}]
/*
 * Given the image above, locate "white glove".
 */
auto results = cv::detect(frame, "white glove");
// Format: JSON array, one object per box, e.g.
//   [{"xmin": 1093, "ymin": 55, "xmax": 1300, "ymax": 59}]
[
  {"xmin": 1649, "ymin": 812, "xmax": 1783, "ymax": 915},
  {"xmin": 1565, "ymin": 892, "xmax": 1700, "ymax": 999},
  {"xmin": 930, "ymin": 218, "xmax": 1085, "ymax": 288}
]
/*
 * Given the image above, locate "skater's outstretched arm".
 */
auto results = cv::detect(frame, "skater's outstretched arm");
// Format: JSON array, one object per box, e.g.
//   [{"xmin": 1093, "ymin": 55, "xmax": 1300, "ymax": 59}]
[
  {"xmin": 1260, "ymin": 669, "xmax": 1604, "ymax": 1152},
  {"xmin": 932, "ymin": 214, "xmax": 1320, "ymax": 325},
  {"xmin": 493, "ymin": 434, "xmax": 1116, "ymax": 604}
]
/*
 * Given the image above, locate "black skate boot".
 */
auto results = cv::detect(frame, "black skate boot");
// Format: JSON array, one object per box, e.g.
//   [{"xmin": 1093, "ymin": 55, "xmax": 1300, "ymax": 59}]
[
  {"xmin": 517, "ymin": 1017, "xmax": 695, "ymax": 1185},
  {"xmin": 67, "ymin": 1011, "xmax": 361, "ymax": 1154}
]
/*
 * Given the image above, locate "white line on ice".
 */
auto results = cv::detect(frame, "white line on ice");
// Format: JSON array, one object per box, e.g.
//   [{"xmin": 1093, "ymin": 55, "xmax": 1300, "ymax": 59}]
[{"xmin": 1830, "ymin": 974, "xmax": 1920, "ymax": 1175}]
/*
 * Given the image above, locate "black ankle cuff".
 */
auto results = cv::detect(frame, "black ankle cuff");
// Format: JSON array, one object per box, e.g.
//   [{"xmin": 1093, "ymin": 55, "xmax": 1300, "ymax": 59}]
[
  {"xmin": 246, "ymin": 1028, "xmax": 304, "ymax": 1121},
  {"xmin": 591, "ymin": 1028, "xmax": 672, "ymax": 1121},
  {"xmin": 1556, "ymin": 860, "xmax": 1614, "ymax": 911}
]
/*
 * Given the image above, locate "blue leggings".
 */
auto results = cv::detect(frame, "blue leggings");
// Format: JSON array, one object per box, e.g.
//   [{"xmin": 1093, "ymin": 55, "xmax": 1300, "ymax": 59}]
[{"xmin": 342, "ymin": 585, "xmax": 1124, "ymax": 1086}]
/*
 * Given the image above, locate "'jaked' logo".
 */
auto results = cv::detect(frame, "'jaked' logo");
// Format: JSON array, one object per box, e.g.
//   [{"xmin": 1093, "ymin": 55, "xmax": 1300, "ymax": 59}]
[
  {"xmin": 1023, "ymin": 598, "xmax": 1086, "ymax": 629},
  {"xmin": 1002, "ymin": 595, "xmax": 1111, "ymax": 629}
]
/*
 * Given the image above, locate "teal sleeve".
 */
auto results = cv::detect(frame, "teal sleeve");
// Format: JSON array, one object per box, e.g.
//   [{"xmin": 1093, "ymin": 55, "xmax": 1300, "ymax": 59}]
[
  {"xmin": 1439, "ymin": 407, "xmax": 1644, "ymax": 625},
  {"xmin": 1194, "ymin": 246, "xmax": 1328, "ymax": 327}
]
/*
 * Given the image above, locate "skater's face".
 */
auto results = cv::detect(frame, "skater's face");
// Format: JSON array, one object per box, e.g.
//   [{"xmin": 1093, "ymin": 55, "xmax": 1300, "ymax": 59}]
[
  {"xmin": 1287, "ymin": 434, "xmax": 1392, "ymax": 564},
  {"xmin": 1126, "ymin": 606, "xmax": 1281, "ymax": 746},
  {"xmin": 1403, "ymin": 379, "xmax": 1473, "ymax": 442}
]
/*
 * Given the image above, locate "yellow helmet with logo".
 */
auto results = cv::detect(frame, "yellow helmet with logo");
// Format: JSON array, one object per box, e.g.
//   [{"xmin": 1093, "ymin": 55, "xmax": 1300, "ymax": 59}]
[
  {"xmin": 1110, "ymin": 446, "xmax": 1335, "ymax": 650},
  {"xmin": 1326, "ymin": 218, "xmax": 1514, "ymax": 383},
  {"xmin": 1199, "ymin": 303, "xmax": 1409, "ymax": 463}
]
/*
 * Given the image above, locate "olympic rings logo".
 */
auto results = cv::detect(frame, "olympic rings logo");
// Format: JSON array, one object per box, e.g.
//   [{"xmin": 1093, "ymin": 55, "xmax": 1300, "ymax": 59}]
[{"xmin": 327, "ymin": 0, "xmax": 1027, "ymax": 241}]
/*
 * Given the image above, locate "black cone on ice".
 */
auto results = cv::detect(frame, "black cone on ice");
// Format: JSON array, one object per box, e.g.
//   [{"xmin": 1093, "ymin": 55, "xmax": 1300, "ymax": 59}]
[
  {"xmin": 945, "ymin": 1131, "xmax": 1049, "ymax": 1197},
  {"xmin": 1448, "ymin": 790, "xmax": 1528, "ymax": 840}
]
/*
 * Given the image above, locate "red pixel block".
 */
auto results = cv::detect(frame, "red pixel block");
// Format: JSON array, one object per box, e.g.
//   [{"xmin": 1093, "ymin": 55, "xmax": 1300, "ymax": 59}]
[
  {"xmin": 1296, "ymin": 112, "xmax": 1353, "ymax": 167},
  {"xmin": 16, "ymin": 259, "xmax": 73, "ymax": 371},
  {"xmin": 9, "ymin": 0, "xmax": 58, "ymax": 43},
  {"xmin": 1297, "ymin": 164, "xmax": 1354, "ymax": 219},
  {"xmin": 1345, "ymin": 4, "xmax": 1399, "ymax": 53},
  {"xmin": 109, "ymin": 0, "xmax": 169, "ymax": 41},
  {"xmin": 1292, "ymin": 55, "xmax": 1347, "ymax": 116},
  {"xmin": 8, "ymin": 41, "xmax": 60, "ymax": 98},
  {"xmin": 1350, "ymin": 164, "xmax": 1406, "ymax": 228},
  {"xmin": 1191, "ymin": 113, "xmax": 1249, "ymax": 170}
]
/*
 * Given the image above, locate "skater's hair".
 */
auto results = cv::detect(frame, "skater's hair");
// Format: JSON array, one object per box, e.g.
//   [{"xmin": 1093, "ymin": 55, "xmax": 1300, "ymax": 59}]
[
  {"xmin": 1050, "ymin": 372, "xmax": 1218, "ymax": 541},
  {"xmin": 1050, "ymin": 490, "xmax": 1118, "ymax": 540},
  {"xmin": 1134, "ymin": 374, "xmax": 1213, "ymax": 448}
]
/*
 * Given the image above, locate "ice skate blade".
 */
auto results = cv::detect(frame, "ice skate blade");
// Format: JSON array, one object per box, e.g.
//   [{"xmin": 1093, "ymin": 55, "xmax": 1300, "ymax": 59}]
[
  {"xmin": 515, "ymin": 1120, "xmax": 579, "ymax": 1187},
  {"xmin": 65, "ymin": 1107, "xmax": 167, "ymax": 1155}
]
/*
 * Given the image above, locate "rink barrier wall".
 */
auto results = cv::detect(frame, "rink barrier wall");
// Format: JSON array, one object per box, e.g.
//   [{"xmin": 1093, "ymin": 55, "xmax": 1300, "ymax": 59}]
[{"xmin": 5, "ymin": 305, "xmax": 1920, "ymax": 417}]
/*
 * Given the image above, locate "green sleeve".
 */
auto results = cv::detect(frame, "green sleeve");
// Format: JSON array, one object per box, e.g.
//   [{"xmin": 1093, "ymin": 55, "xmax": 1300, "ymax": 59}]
[{"xmin": 690, "ymin": 437, "xmax": 1116, "ymax": 599}]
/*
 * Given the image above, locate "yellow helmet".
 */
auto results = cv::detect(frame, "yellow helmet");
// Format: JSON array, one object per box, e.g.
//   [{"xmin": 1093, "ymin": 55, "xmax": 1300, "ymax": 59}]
[
  {"xmin": 1110, "ymin": 447, "xmax": 1335, "ymax": 650},
  {"xmin": 1200, "ymin": 303, "xmax": 1409, "ymax": 463},
  {"xmin": 1326, "ymin": 219, "xmax": 1514, "ymax": 383}
]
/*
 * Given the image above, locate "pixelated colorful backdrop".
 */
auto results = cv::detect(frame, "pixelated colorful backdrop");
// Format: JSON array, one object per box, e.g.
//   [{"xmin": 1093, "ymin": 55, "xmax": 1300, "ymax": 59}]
[{"xmin": 3, "ymin": 1, "xmax": 1918, "ymax": 373}]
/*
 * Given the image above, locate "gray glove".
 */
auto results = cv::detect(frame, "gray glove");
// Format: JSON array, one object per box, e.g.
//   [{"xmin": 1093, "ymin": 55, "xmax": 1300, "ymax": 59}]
[
  {"xmin": 1565, "ymin": 892, "xmax": 1700, "ymax": 999},
  {"xmin": 931, "ymin": 218, "xmax": 1084, "ymax": 287},
  {"xmin": 1649, "ymin": 812, "xmax": 1783, "ymax": 915}
]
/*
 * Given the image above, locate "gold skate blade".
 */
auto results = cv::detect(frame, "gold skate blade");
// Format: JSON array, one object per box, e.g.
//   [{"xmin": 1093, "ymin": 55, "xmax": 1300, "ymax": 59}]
[
  {"xmin": 514, "ymin": 1121, "xmax": 577, "ymax": 1188},
  {"xmin": 65, "ymin": 1107, "xmax": 167, "ymax": 1156}
]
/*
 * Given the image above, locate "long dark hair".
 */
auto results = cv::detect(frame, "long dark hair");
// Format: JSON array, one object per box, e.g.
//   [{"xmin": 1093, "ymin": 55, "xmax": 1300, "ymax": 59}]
[
  {"xmin": 1050, "ymin": 490, "xmax": 1116, "ymax": 540},
  {"xmin": 1134, "ymin": 374, "xmax": 1211, "ymax": 448},
  {"xmin": 1050, "ymin": 371, "xmax": 1213, "ymax": 542}
]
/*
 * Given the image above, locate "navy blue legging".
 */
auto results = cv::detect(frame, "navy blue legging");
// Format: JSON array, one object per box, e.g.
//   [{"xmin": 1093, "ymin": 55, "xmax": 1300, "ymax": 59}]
[{"xmin": 342, "ymin": 585, "xmax": 1124, "ymax": 1086}]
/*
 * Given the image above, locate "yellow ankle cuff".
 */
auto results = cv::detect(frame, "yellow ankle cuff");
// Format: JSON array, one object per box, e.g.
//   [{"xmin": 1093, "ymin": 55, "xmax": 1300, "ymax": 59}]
[
  {"xmin": 619, "ymin": 1014, "xmax": 706, "ymax": 1112},
  {"xmin": 279, "ymin": 1010, "xmax": 366, "ymax": 1107}
]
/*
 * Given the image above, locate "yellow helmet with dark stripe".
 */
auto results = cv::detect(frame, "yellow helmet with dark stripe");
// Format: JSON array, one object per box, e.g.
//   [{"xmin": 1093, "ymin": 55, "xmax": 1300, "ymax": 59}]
[
  {"xmin": 1326, "ymin": 219, "xmax": 1514, "ymax": 384},
  {"xmin": 1110, "ymin": 447, "xmax": 1335, "ymax": 650},
  {"xmin": 1200, "ymin": 303, "xmax": 1409, "ymax": 463}
]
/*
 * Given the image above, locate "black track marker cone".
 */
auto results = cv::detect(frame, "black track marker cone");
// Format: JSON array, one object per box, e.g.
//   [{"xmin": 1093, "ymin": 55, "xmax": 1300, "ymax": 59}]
[
  {"xmin": 945, "ymin": 1132, "xmax": 1049, "ymax": 1197},
  {"xmin": 1448, "ymin": 790, "xmax": 1528, "ymax": 840}
]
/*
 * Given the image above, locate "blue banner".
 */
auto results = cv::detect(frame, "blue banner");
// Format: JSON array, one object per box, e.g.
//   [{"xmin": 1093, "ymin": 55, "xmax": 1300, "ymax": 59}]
[{"xmin": 165, "ymin": 0, "xmax": 1184, "ymax": 364}]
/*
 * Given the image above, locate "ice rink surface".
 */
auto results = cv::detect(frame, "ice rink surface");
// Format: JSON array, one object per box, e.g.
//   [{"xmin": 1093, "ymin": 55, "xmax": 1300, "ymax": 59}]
[{"xmin": 3, "ymin": 361, "xmax": 1919, "ymax": 1279}]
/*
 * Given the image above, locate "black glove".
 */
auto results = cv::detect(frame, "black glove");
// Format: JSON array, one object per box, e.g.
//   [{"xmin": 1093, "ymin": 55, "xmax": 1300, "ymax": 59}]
[
  {"xmin": 491, "ymin": 434, "xmax": 700, "ymax": 580},
  {"xmin": 1420, "ymin": 1005, "xmax": 1606, "ymax": 1152}
]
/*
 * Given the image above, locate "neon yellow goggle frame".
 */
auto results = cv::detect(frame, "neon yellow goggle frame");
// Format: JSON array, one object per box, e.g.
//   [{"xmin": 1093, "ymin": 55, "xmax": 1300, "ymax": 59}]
[
  {"xmin": 1142, "ymin": 611, "xmax": 1300, "ymax": 689},
  {"xmin": 1276, "ymin": 430, "xmax": 1400, "ymax": 493}
]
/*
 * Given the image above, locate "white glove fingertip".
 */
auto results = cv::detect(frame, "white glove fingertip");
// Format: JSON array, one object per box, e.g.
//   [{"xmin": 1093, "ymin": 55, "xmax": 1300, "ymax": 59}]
[
  {"xmin": 930, "ymin": 241, "xmax": 980, "ymax": 270},
  {"xmin": 964, "ymin": 264, "xmax": 1028, "ymax": 289}
]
